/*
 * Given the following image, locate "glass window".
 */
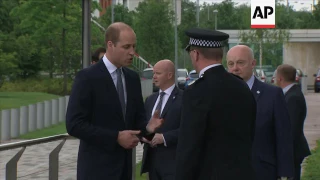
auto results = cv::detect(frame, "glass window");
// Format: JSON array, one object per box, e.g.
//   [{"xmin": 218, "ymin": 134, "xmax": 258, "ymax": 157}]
[
  {"xmin": 177, "ymin": 71, "xmax": 187, "ymax": 77},
  {"xmin": 189, "ymin": 73, "xmax": 199, "ymax": 78},
  {"xmin": 142, "ymin": 70, "xmax": 153, "ymax": 79}
]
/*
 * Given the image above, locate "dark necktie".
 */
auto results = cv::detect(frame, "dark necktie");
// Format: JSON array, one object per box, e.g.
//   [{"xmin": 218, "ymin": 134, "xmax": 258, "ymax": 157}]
[
  {"xmin": 155, "ymin": 92, "xmax": 166, "ymax": 116},
  {"xmin": 116, "ymin": 68, "xmax": 126, "ymax": 117}
]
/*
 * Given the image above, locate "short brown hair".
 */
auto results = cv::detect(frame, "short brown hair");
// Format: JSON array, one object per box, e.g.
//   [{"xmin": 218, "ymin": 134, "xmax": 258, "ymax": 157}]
[
  {"xmin": 191, "ymin": 46, "xmax": 223, "ymax": 60},
  {"xmin": 277, "ymin": 64, "xmax": 296, "ymax": 83},
  {"xmin": 105, "ymin": 22, "xmax": 132, "ymax": 46},
  {"xmin": 92, "ymin": 47, "xmax": 106, "ymax": 62}
]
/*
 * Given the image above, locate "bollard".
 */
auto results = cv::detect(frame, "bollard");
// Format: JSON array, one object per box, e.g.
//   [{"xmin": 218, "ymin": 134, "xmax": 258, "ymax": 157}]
[
  {"xmin": 65, "ymin": 95, "xmax": 70, "ymax": 112},
  {"xmin": 37, "ymin": 102, "xmax": 44, "ymax": 129},
  {"xmin": 28, "ymin": 104, "xmax": 37, "ymax": 131},
  {"xmin": 20, "ymin": 106, "xmax": 28, "ymax": 135},
  {"xmin": 51, "ymin": 99, "xmax": 59, "ymax": 125},
  {"xmin": 44, "ymin": 100, "xmax": 52, "ymax": 127},
  {"xmin": 58, "ymin": 97, "xmax": 66, "ymax": 122},
  {"xmin": 1, "ymin": 109, "xmax": 11, "ymax": 141},
  {"xmin": 11, "ymin": 108, "xmax": 20, "ymax": 138}
]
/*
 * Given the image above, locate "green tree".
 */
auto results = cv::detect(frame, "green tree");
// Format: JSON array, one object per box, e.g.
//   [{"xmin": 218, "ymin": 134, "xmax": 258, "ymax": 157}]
[
  {"xmin": 134, "ymin": 0, "xmax": 175, "ymax": 65},
  {"xmin": 178, "ymin": 0, "xmax": 197, "ymax": 49},
  {"xmin": 99, "ymin": 4, "xmax": 134, "ymax": 27},
  {"xmin": 14, "ymin": 35, "xmax": 41, "ymax": 79},
  {"xmin": 198, "ymin": 0, "xmax": 248, "ymax": 30},
  {"xmin": 0, "ymin": 41, "xmax": 17, "ymax": 87},
  {"xmin": 240, "ymin": 29, "xmax": 290, "ymax": 67}
]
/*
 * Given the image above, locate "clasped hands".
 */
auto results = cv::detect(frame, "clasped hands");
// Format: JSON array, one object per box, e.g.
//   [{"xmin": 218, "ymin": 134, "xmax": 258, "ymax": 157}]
[{"xmin": 117, "ymin": 110, "xmax": 164, "ymax": 149}]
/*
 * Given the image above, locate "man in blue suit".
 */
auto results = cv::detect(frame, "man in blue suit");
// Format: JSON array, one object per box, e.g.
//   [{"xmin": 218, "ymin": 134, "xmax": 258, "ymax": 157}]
[
  {"xmin": 66, "ymin": 22, "xmax": 163, "ymax": 180},
  {"xmin": 227, "ymin": 45, "xmax": 294, "ymax": 180},
  {"xmin": 140, "ymin": 60, "xmax": 183, "ymax": 180}
]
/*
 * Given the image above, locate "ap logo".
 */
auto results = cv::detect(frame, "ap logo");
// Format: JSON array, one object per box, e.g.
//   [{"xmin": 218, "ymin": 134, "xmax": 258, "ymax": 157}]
[{"xmin": 251, "ymin": 0, "xmax": 275, "ymax": 28}]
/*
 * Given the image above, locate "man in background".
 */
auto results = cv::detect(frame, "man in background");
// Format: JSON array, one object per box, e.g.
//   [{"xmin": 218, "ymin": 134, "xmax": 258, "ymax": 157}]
[
  {"xmin": 276, "ymin": 64, "xmax": 311, "ymax": 180},
  {"xmin": 227, "ymin": 45, "xmax": 294, "ymax": 180},
  {"xmin": 91, "ymin": 47, "xmax": 106, "ymax": 64},
  {"xmin": 141, "ymin": 59, "xmax": 182, "ymax": 180}
]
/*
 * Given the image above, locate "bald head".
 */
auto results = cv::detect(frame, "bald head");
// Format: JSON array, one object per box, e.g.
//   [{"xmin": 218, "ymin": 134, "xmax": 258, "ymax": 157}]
[
  {"xmin": 153, "ymin": 59, "xmax": 176, "ymax": 90},
  {"xmin": 227, "ymin": 45, "xmax": 254, "ymax": 61},
  {"xmin": 226, "ymin": 45, "xmax": 256, "ymax": 82},
  {"xmin": 154, "ymin": 60, "xmax": 175, "ymax": 74},
  {"xmin": 105, "ymin": 22, "xmax": 134, "ymax": 45}
]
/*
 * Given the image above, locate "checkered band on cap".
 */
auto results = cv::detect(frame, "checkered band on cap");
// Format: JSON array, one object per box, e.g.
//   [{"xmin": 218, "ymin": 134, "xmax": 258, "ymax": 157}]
[{"xmin": 189, "ymin": 37, "xmax": 222, "ymax": 48}]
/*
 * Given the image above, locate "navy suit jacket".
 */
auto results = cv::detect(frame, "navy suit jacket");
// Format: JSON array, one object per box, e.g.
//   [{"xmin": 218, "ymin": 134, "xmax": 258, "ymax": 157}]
[
  {"xmin": 251, "ymin": 78, "xmax": 294, "ymax": 179},
  {"xmin": 284, "ymin": 84, "xmax": 311, "ymax": 164},
  {"xmin": 66, "ymin": 60, "xmax": 147, "ymax": 180},
  {"xmin": 140, "ymin": 86, "xmax": 183, "ymax": 175}
]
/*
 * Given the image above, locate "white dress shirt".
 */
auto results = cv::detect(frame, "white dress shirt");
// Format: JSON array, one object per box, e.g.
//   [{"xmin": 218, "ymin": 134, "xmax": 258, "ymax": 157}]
[
  {"xmin": 282, "ymin": 83, "xmax": 295, "ymax": 94},
  {"xmin": 103, "ymin": 55, "xmax": 127, "ymax": 104},
  {"xmin": 151, "ymin": 84, "xmax": 175, "ymax": 147},
  {"xmin": 246, "ymin": 74, "xmax": 255, "ymax": 90},
  {"xmin": 199, "ymin": 64, "xmax": 222, "ymax": 78}
]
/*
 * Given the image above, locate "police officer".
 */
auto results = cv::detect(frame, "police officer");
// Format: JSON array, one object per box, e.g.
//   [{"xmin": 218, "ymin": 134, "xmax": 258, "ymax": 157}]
[{"xmin": 175, "ymin": 28, "xmax": 256, "ymax": 180}]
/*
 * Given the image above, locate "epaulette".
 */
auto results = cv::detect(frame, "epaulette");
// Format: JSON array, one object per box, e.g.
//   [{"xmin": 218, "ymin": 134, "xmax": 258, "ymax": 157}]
[
  {"xmin": 194, "ymin": 74, "xmax": 205, "ymax": 84},
  {"xmin": 187, "ymin": 74, "xmax": 204, "ymax": 86}
]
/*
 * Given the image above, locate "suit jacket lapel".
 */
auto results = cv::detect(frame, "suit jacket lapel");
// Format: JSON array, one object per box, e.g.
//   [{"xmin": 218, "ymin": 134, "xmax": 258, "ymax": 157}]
[
  {"xmin": 160, "ymin": 86, "xmax": 179, "ymax": 118},
  {"xmin": 147, "ymin": 93, "xmax": 158, "ymax": 120},
  {"xmin": 251, "ymin": 77, "xmax": 262, "ymax": 103},
  {"xmin": 122, "ymin": 68, "xmax": 133, "ymax": 121},
  {"xmin": 99, "ymin": 60, "xmax": 125, "ymax": 121}
]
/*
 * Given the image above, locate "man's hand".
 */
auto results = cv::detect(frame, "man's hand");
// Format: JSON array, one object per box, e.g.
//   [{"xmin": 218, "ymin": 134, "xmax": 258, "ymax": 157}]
[
  {"xmin": 146, "ymin": 110, "xmax": 164, "ymax": 133},
  {"xmin": 141, "ymin": 137, "xmax": 151, "ymax": 144},
  {"xmin": 117, "ymin": 130, "xmax": 140, "ymax": 149},
  {"xmin": 151, "ymin": 133, "xmax": 164, "ymax": 147}
]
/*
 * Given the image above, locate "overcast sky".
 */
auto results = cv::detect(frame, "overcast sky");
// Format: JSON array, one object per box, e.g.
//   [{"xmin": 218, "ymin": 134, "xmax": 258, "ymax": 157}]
[{"xmin": 190, "ymin": 0, "xmax": 317, "ymax": 11}]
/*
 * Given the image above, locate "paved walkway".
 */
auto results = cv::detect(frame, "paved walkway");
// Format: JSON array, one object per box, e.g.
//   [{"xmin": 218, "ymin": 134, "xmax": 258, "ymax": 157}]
[{"xmin": 0, "ymin": 92, "xmax": 319, "ymax": 180}]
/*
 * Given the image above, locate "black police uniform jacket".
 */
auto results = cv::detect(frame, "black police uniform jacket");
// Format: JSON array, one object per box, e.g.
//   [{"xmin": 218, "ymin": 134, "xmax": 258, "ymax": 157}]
[{"xmin": 175, "ymin": 65, "xmax": 256, "ymax": 180}]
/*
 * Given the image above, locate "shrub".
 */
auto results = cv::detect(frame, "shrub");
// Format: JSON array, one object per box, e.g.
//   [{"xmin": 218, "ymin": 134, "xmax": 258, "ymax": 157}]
[{"xmin": 0, "ymin": 77, "xmax": 73, "ymax": 96}]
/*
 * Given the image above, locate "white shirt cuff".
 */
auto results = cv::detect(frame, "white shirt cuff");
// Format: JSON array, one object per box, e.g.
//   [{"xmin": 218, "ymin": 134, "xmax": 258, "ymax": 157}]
[{"xmin": 162, "ymin": 134, "xmax": 167, "ymax": 147}]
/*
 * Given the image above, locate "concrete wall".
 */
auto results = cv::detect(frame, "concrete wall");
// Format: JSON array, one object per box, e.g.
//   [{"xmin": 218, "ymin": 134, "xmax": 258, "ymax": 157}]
[{"xmin": 283, "ymin": 42, "xmax": 320, "ymax": 86}]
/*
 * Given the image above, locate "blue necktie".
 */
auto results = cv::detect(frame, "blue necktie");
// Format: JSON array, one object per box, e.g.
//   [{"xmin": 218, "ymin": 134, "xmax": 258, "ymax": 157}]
[
  {"xmin": 116, "ymin": 68, "xmax": 126, "ymax": 118},
  {"xmin": 155, "ymin": 92, "xmax": 165, "ymax": 116}
]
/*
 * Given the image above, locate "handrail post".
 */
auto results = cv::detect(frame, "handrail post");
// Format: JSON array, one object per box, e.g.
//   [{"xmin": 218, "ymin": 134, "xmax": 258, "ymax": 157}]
[
  {"xmin": 6, "ymin": 147, "xmax": 26, "ymax": 180},
  {"xmin": 49, "ymin": 138, "xmax": 67, "ymax": 180}
]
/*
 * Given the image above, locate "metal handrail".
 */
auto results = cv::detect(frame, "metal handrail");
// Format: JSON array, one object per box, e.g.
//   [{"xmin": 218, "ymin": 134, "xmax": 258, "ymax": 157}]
[
  {"xmin": 0, "ymin": 133, "xmax": 72, "ymax": 151},
  {"xmin": 0, "ymin": 134, "xmax": 138, "ymax": 180},
  {"xmin": 0, "ymin": 133, "xmax": 73, "ymax": 180}
]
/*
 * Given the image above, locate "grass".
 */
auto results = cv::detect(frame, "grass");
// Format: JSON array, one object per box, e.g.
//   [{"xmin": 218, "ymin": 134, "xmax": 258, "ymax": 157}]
[
  {"xmin": 135, "ymin": 162, "xmax": 148, "ymax": 180},
  {"xmin": 302, "ymin": 140, "xmax": 320, "ymax": 180},
  {"xmin": 18, "ymin": 122, "xmax": 67, "ymax": 139},
  {"xmin": 0, "ymin": 92, "xmax": 59, "ymax": 110}
]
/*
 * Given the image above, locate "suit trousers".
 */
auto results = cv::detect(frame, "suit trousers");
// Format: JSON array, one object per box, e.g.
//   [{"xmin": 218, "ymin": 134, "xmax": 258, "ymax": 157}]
[
  {"xmin": 148, "ymin": 149, "xmax": 175, "ymax": 180},
  {"xmin": 294, "ymin": 163, "xmax": 301, "ymax": 180},
  {"xmin": 121, "ymin": 153, "xmax": 129, "ymax": 180}
]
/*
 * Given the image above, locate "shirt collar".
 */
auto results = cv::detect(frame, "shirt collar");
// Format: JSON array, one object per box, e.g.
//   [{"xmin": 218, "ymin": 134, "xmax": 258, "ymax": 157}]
[
  {"xmin": 199, "ymin": 64, "xmax": 221, "ymax": 78},
  {"xmin": 103, "ymin": 55, "xmax": 118, "ymax": 74},
  {"xmin": 246, "ymin": 74, "xmax": 255, "ymax": 90},
  {"xmin": 160, "ymin": 84, "xmax": 175, "ymax": 96},
  {"xmin": 283, "ymin": 83, "xmax": 295, "ymax": 94}
]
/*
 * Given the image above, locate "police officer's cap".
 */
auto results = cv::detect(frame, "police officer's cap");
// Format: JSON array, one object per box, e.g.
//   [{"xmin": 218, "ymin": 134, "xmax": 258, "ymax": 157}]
[{"xmin": 185, "ymin": 28, "xmax": 229, "ymax": 51}]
